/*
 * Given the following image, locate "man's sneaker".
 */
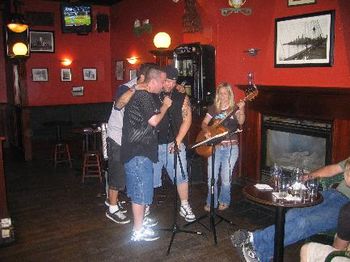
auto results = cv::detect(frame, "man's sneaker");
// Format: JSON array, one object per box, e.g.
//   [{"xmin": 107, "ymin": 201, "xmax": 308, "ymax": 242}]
[
  {"xmin": 240, "ymin": 242, "xmax": 260, "ymax": 262},
  {"xmin": 105, "ymin": 200, "xmax": 127, "ymax": 214},
  {"xmin": 143, "ymin": 216, "xmax": 158, "ymax": 228},
  {"xmin": 230, "ymin": 229, "xmax": 250, "ymax": 247},
  {"xmin": 144, "ymin": 205, "xmax": 150, "ymax": 217},
  {"xmin": 131, "ymin": 227, "xmax": 160, "ymax": 242},
  {"xmin": 179, "ymin": 204, "xmax": 196, "ymax": 222},
  {"xmin": 106, "ymin": 209, "xmax": 130, "ymax": 224}
]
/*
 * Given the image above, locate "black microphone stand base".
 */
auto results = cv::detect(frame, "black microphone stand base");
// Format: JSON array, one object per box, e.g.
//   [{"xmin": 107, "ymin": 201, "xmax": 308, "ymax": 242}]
[
  {"xmin": 185, "ymin": 143, "xmax": 236, "ymax": 245},
  {"xmin": 160, "ymin": 222, "xmax": 202, "ymax": 255}
]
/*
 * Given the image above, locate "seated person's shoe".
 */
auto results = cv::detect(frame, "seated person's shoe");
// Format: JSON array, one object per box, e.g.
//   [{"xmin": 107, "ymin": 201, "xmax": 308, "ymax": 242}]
[
  {"xmin": 234, "ymin": 237, "xmax": 260, "ymax": 262},
  {"xmin": 131, "ymin": 227, "xmax": 160, "ymax": 242},
  {"xmin": 179, "ymin": 204, "xmax": 196, "ymax": 222},
  {"xmin": 105, "ymin": 209, "xmax": 130, "ymax": 224},
  {"xmin": 230, "ymin": 229, "xmax": 250, "ymax": 247},
  {"xmin": 218, "ymin": 203, "xmax": 229, "ymax": 211}
]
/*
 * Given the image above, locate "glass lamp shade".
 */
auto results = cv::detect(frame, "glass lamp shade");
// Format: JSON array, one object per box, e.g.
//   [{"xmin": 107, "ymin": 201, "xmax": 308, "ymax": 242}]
[
  {"xmin": 7, "ymin": 23, "xmax": 28, "ymax": 33},
  {"xmin": 153, "ymin": 32, "xmax": 171, "ymax": 49},
  {"xmin": 12, "ymin": 42, "xmax": 28, "ymax": 56}
]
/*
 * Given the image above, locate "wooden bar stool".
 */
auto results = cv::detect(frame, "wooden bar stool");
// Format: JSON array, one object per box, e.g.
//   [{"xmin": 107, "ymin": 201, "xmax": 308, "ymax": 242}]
[
  {"xmin": 54, "ymin": 142, "xmax": 72, "ymax": 168},
  {"xmin": 82, "ymin": 151, "xmax": 102, "ymax": 183}
]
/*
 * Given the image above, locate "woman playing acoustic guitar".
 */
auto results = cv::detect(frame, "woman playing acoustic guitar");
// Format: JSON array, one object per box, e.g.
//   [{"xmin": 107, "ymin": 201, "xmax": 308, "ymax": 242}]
[{"xmin": 201, "ymin": 82, "xmax": 245, "ymax": 211}]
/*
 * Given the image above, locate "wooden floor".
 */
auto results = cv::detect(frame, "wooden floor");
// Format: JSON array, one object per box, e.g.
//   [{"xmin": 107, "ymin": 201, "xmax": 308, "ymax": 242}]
[{"xmin": 0, "ymin": 153, "xmax": 304, "ymax": 262}]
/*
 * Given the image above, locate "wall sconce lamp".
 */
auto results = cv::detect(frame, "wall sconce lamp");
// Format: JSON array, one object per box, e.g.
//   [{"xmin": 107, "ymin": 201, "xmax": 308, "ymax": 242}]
[
  {"xmin": 221, "ymin": 0, "xmax": 252, "ymax": 16},
  {"xmin": 61, "ymin": 58, "xmax": 72, "ymax": 66},
  {"xmin": 126, "ymin": 56, "xmax": 139, "ymax": 65}
]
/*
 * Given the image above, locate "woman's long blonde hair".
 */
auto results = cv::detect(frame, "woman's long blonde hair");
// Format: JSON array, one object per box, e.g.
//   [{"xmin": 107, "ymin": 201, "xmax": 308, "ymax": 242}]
[{"xmin": 214, "ymin": 82, "xmax": 235, "ymax": 113}]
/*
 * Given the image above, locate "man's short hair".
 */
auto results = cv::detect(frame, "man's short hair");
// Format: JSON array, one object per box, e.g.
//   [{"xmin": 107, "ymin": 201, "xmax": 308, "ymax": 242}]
[
  {"xmin": 144, "ymin": 66, "xmax": 163, "ymax": 83},
  {"xmin": 137, "ymin": 63, "xmax": 159, "ymax": 79}
]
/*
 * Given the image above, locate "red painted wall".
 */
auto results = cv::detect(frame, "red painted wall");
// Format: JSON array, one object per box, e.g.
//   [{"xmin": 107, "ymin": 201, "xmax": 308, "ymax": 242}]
[
  {"xmin": 110, "ymin": 0, "xmax": 350, "ymax": 102},
  {"xmin": 110, "ymin": 0, "xmax": 184, "ymax": 93},
  {"xmin": 1, "ymin": 0, "xmax": 349, "ymax": 107},
  {"xmin": 23, "ymin": 0, "xmax": 112, "ymax": 106}
]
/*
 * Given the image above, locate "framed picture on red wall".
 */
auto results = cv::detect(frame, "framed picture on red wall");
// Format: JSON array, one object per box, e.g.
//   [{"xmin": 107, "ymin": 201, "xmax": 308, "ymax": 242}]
[
  {"xmin": 288, "ymin": 0, "xmax": 316, "ymax": 7},
  {"xmin": 275, "ymin": 10, "xmax": 334, "ymax": 67},
  {"xmin": 29, "ymin": 31, "xmax": 54, "ymax": 53},
  {"xmin": 83, "ymin": 68, "xmax": 97, "ymax": 81},
  {"xmin": 115, "ymin": 60, "xmax": 124, "ymax": 80},
  {"xmin": 61, "ymin": 68, "xmax": 71, "ymax": 82},
  {"xmin": 32, "ymin": 68, "xmax": 48, "ymax": 81}
]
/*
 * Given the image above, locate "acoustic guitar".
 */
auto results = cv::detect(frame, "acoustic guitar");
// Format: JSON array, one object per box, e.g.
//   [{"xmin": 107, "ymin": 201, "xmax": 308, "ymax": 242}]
[{"xmin": 195, "ymin": 85, "xmax": 258, "ymax": 158}]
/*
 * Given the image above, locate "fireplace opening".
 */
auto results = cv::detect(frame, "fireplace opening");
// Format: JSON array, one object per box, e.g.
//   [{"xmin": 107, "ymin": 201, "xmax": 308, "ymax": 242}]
[{"xmin": 261, "ymin": 115, "xmax": 332, "ymax": 178}]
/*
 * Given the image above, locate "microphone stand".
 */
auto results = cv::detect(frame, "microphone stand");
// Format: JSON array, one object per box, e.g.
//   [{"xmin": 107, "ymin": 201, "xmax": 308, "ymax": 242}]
[
  {"xmin": 160, "ymin": 110, "xmax": 202, "ymax": 255},
  {"xmin": 185, "ymin": 133, "xmax": 237, "ymax": 244}
]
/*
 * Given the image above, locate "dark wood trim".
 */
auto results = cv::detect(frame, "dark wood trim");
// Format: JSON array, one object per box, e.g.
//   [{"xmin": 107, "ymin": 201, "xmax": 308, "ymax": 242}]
[
  {"xmin": 238, "ymin": 85, "xmax": 350, "ymax": 182},
  {"xmin": 0, "ymin": 136, "xmax": 8, "ymax": 218}
]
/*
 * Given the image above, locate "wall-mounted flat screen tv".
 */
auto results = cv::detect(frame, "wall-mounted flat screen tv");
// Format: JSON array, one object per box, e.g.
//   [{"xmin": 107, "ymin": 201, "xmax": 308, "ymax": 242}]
[{"xmin": 61, "ymin": 4, "xmax": 92, "ymax": 34}]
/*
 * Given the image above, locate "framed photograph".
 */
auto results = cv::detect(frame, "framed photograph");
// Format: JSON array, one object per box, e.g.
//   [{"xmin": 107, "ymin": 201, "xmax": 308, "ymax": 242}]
[
  {"xmin": 275, "ymin": 10, "xmax": 335, "ymax": 67},
  {"xmin": 115, "ymin": 60, "xmax": 124, "ymax": 80},
  {"xmin": 29, "ymin": 31, "xmax": 54, "ymax": 53},
  {"xmin": 32, "ymin": 68, "xmax": 48, "ymax": 82},
  {"xmin": 61, "ymin": 68, "xmax": 72, "ymax": 82},
  {"xmin": 288, "ymin": 0, "xmax": 316, "ymax": 7},
  {"xmin": 83, "ymin": 68, "xmax": 97, "ymax": 81},
  {"xmin": 129, "ymin": 69, "xmax": 137, "ymax": 80}
]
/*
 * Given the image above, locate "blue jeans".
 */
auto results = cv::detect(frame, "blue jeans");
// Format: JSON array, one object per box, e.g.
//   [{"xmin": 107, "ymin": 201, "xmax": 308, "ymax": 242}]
[
  {"xmin": 153, "ymin": 143, "xmax": 188, "ymax": 187},
  {"xmin": 206, "ymin": 145, "xmax": 238, "ymax": 208},
  {"xmin": 124, "ymin": 156, "xmax": 154, "ymax": 205},
  {"xmin": 253, "ymin": 190, "xmax": 349, "ymax": 262}
]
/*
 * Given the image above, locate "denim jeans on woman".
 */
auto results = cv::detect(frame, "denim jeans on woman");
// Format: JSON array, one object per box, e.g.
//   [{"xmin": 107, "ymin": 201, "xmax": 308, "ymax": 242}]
[
  {"xmin": 206, "ymin": 145, "xmax": 238, "ymax": 208},
  {"xmin": 253, "ymin": 189, "xmax": 349, "ymax": 262}
]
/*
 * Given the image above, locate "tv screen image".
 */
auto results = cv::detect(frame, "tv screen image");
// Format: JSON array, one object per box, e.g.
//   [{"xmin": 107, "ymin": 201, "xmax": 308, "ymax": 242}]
[{"xmin": 61, "ymin": 4, "xmax": 92, "ymax": 33}]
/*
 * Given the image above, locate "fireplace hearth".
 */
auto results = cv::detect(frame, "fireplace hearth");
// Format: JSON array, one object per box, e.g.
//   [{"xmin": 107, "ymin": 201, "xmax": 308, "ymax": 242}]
[{"xmin": 238, "ymin": 85, "xmax": 350, "ymax": 182}]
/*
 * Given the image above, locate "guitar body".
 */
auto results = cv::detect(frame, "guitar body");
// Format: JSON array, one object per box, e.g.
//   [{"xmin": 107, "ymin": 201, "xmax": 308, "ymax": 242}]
[
  {"xmin": 194, "ymin": 84, "xmax": 259, "ymax": 158},
  {"xmin": 195, "ymin": 125, "xmax": 228, "ymax": 158}
]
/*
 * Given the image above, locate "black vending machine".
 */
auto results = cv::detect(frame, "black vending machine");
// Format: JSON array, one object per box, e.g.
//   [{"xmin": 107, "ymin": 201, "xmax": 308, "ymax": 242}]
[{"xmin": 174, "ymin": 43, "xmax": 216, "ymax": 114}]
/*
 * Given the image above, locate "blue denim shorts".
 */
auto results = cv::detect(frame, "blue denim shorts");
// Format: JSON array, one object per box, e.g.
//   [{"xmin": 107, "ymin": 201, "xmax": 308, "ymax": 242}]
[{"xmin": 124, "ymin": 156, "xmax": 154, "ymax": 205}]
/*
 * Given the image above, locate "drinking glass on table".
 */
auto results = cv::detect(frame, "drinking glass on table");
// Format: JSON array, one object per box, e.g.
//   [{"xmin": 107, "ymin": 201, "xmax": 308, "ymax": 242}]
[
  {"xmin": 279, "ymin": 174, "xmax": 290, "ymax": 198},
  {"xmin": 270, "ymin": 163, "xmax": 282, "ymax": 192},
  {"xmin": 306, "ymin": 175, "xmax": 319, "ymax": 200}
]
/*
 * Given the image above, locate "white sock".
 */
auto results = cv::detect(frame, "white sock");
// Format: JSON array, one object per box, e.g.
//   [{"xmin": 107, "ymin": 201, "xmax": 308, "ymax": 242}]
[
  {"xmin": 109, "ymin": 204, "xmax": 119, "ymax": 213},
  {"xmin": 181, "ymin": 200, "xmax": 189, "ymax": 206}
]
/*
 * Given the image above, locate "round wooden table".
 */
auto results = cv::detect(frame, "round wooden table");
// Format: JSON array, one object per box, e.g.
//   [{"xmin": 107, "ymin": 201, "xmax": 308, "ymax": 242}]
[{"xmin": 243, "ymin": 185, "xmax": 323, "ymax": 262}]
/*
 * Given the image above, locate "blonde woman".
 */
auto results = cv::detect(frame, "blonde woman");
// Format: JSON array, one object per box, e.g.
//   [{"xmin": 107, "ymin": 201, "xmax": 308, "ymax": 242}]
[{"xmin": 201, "ymin": 82, "xmax": 245, "ymax": 211}]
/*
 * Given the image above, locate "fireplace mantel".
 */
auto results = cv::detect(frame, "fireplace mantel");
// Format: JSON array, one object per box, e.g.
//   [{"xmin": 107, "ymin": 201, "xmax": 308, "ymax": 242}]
[{"xmin": 238, "ymin": 85, "xmax": 350, "ymax": 182}]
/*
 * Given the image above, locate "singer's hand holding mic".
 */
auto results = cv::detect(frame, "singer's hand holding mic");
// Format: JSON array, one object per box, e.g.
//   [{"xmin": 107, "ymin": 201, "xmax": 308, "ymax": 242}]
[{"xmin": 162, "ymin": 96, "xmax": 172, "ymax": 109}]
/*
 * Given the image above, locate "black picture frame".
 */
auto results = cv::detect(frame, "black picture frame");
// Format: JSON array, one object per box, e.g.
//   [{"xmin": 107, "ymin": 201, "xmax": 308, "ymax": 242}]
[
  {"xmin": 29, "ymin": 31, "xmax": 55, "ymax": 53},
  {"xmin": 275, "ymin": 10, "xmax": 335, "ymax": 67}
]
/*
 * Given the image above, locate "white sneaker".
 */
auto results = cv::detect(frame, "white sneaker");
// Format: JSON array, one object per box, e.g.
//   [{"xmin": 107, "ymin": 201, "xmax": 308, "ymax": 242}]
[
  {"xmin": 131, "ymin": 227, "xmax": 160, "ymax": 242},
  {"xmin": 143, "ymin": 216, "xmax": 158, "ymax": 228},
  {"xmin": 179, "ymin": 204, "xmax": 196, "ymax": 222},
  {"xmin": 105, "ymin": 200, "xmax": 127, "ymax": 214}
]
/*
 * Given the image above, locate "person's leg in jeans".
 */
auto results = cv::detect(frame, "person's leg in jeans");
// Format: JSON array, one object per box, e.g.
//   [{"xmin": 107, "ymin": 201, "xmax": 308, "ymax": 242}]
[
  {"xmin": 153, "ymin": 144, "xmax": 167, "ymax": 188},
  {"xmin": 206, "ymin": 148, "xmax": 222, "ymax": 208},
  {"xmin": 253, "ymin": 190, "xmax": 349, "ymax": 261},
  {"xmin": 218, "ymin": 145, "xmax": 238, "ymax": 207}
]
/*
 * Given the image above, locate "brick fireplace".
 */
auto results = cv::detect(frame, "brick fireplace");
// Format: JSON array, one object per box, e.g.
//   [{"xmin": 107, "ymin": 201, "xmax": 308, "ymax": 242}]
[{"xmin": 238, "ymin": 85, "xmax": 350, "ymax": 182}]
